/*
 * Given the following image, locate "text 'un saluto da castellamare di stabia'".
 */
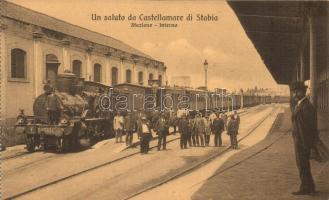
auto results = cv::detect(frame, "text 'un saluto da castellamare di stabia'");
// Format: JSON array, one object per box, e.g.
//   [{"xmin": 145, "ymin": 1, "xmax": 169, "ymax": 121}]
[{"xmin": 91, "ymin": 13, "xmax": 219, "ymax": 28}]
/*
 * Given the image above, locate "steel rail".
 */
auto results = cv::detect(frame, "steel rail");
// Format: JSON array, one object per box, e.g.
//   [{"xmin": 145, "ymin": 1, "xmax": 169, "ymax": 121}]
[
  {"xmin": 4, "ymin": 106, "xmax": 260, "ymax": 200},
  {"xmin": 123, "ymin": 106, "xmax": 279, "ymax": 200}
]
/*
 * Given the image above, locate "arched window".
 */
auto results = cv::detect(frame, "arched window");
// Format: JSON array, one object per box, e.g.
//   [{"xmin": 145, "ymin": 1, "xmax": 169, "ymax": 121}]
[
  {"xmin": 138, "ymin": 71, "xmax": 143, "ymax": 85},
  {"xmin": 126, "ymin": 69, "xmax": 132, "ymax": 83},
  {"xmin": 158, "ymin": 74, "xmax": 162, "ymax": 86},
  {"xmin": 72, "ymin": 60, "xmax": 82, "ymax": 78},
  {"xmin": 112, "ymin": 67, "xmax": 118, "ymax": 86},
  {"xmin": 94, "ymin": 63, "xmax": 102, "ymax": 82},
  {"xmin": 11, "ymin": 48, "xmax": 26, "ymax": 78}
]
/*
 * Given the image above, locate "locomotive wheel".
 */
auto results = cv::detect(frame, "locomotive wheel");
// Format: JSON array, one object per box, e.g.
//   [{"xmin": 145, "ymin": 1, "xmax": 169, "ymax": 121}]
[
  {"xmin": 26, "ymin": 136, "xmax": 36, "ymax": 152},
  {"xmin": 42, "ymin": 136, "xmax": 51, "ymax": 151}
]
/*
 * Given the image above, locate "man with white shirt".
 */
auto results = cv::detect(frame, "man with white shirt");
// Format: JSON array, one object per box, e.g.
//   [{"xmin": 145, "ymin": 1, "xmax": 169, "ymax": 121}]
[
  {"xmin": 290, "ymin": 81, "xmax": 319, "ymax": 195},
  {"xmin": 113, "ymin": 112, "xmax": 124, "ymax": 143},
  {"xmin": 137, "ymin": 116, "xmax": 152, "ymax": 154},
  {"xmin": 209, "ymin": 111, "xmax": 217, "ymax": 125}
]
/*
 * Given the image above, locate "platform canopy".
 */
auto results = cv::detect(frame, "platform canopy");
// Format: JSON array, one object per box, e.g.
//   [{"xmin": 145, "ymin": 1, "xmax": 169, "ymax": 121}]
[{"xmin": 228, "ymin": 1, "xmax": 310, "ymax": 84}]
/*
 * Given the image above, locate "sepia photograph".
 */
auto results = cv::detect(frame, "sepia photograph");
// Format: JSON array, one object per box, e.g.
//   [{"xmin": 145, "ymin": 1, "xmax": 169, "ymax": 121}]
[{"xmin": 0, "ymin": 0, "xmax": 328, "ymax": 199}]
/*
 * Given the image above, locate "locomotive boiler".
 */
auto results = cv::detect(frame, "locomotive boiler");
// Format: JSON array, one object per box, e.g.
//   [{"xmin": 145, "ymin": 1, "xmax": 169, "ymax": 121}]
[{"xmin": 16, "ymin": 72, "xmax": 113, "ymax": 152}]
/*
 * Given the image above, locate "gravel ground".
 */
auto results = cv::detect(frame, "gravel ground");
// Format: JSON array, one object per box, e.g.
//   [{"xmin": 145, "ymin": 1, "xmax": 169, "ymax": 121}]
[
  {"xmin": 133, "ymin": 104, "xmax": 282, "ymax": 200},
  {"xmin": 191, "ymin": 107, "xmax": 329, "ymax": 200},
  {"xmin": 2, "ymin": 105, "xmax": 273, "ymax": 200}
]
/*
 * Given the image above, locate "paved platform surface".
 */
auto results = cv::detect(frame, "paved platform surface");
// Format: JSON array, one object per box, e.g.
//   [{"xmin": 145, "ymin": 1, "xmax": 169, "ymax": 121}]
[
  {"xmin": 191, "ymin": 108, "xmax": 329, "ymax": 200},
  {"xmin": 2, "ymin": 105, "xmax": 266, "ymax": 200}
]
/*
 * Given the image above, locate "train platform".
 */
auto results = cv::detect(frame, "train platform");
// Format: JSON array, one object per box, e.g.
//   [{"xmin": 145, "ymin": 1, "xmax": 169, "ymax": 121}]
[
  {"xmin": 2, "ymin": 106, "xmax": 247, "ymax": 165},
  {"xmin": 134, "ymin": 105, "xmax": 329, "ymax": 200},
  {"xmin": 2, "ymin": 105, "xmax": 273, "ymax": 200},
  {"xmin": 189, "ymin": 109, "xmax": 329, "ymax": 200}
]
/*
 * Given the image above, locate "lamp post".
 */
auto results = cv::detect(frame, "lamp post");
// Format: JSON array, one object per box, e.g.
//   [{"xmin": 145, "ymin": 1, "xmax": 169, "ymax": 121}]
[{"xmin": 204, "ymin": 59, "xmax": 208, "ymax": 90}]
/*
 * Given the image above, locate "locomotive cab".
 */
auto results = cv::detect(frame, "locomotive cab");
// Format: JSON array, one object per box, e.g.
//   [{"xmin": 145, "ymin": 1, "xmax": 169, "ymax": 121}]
[{"xmin": 19, "ymin": 72, "xmax": 114, "ymax": 153}]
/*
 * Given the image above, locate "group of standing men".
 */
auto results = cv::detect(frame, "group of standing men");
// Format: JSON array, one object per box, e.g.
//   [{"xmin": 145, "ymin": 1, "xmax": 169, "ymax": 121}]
[
  {"xmin": 112, "ymin": 109, "xmax": 241, "ymax": 154},
  {"xmin": 177, "ymin": 111, "xmax": 240, "ymax": 150}
]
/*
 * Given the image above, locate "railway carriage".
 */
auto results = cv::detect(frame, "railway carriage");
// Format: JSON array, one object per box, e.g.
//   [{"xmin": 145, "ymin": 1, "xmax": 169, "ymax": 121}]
[
  {"xmin": 15, "ymin": 71, "xmax": 285, "ymax": 153},
  {"xmin": 113, "ymin": 83, "xmax": 153, "ymax": 112}
]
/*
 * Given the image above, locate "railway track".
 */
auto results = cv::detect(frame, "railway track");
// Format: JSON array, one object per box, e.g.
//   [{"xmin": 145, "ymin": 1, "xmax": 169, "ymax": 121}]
[
  {"xmin": 1, "ymin": 152, "xmax": 30, "ymax": 161},
  {"xmin": 123, "ymin": 106, "xmax": 280, "ymax": 200},
  {"xmin": 4, "ymin": 106, "xmax": 264, "ymax": 200},
  {"xmin": 4, "ymin": 135, "xmax": 182, "ymax": 199},
  {"xmin": 1, "ymin": 106, "xmax": 254, "ymax": 163}
]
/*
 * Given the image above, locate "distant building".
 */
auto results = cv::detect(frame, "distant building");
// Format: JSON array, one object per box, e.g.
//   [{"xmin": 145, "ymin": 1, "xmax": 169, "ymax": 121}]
[
  {"xmin": 215, "ymin": 88, "xmax": 227, "ymax": 94},
  {"xmin": 196, "ymin": 86, "xmax": 207, "ymax": 91},
  {"xmin": 171, "ymin": 76, "xmax": 191, "ymax": 87},
  {"xmin": 0, "ymin": 1, "xmax": 166, "ymax": 125}
]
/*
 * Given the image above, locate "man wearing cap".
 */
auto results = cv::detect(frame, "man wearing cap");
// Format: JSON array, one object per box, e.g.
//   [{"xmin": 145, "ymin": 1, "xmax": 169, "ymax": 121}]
[
  {"xmin": 137, "ymin": 116, "xmax": 152, "ymax": 154},
  {"xmin": 209, "ymin": 111, "xmax": 217, "ymax": 125},
  {"xmin": 45, "ymin": 90, "xmax": 61, "ymax": 125},
  {"xmin": 211, "ymin": 113, "xmax": 225, "ymax": 147},
  {"xmin": 227, "ymin": 114, "xmax": 239, "ymax": 149},
  {"xmin": 155, "ymin": 113, "xmax": 169, "ymax": 151},
  {"xmin": 290, "ymin": 81, "xmax": 319, "ymax": 195},
  {"xmin": 178, "ymin": 114, "xmax": 189, "ymax": 149},
  {"xmin": 124, "ymin": 113, "xmax": 135, "ymax": 146}
]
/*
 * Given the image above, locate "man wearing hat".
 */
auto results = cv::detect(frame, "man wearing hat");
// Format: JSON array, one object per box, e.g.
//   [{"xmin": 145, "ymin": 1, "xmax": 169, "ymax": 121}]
[
  {"xmin": 155, "ymin": 113, "xmax": 169, "ymax": 151},
  {"xmin": 137, "ymin": 116, "xmax": 152, "ymax": 154},
  {"xmin": 290, "ymin": 81, "xmax": 318, "ymax": 195}
]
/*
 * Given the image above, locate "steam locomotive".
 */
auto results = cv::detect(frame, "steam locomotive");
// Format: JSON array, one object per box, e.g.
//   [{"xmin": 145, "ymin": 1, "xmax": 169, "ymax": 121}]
[
  {"xmin": 16, "ymin": 72, "xmax": 113, "ymax": 152},
  {"xmin": 15, "ymin": 72, "xmax": 287, "ymax": 153}
]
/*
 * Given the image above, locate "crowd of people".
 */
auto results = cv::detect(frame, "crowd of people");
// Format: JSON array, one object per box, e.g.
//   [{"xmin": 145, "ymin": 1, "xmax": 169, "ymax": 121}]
[{"xmin": 112, "ymin": 109, "xmax": 241, "ymax": 154}]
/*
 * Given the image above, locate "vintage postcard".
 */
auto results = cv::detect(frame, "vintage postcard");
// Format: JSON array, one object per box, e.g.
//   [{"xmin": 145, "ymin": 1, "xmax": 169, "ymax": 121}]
[{"xmin": 0, "ymin": 0, "xmax": 328, "ymax": 200}]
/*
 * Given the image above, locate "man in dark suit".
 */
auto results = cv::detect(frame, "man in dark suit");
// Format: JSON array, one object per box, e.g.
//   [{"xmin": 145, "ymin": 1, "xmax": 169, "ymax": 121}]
[
  {"xmin": 155, "ymin": 113, "xmax": 169, "ymax": 151},
  {"xmin": 211, "ymin": 114, "xmax": 224, "ymax": 147},
  {"xmin": 178, "ymin": 115, "xmax": 189, "ymax": 149},
  {"xmin": 124, "ymin": 113, "xmax": 135, "ymax": 146},
  {"xmin": 46, "ymin": 91, "xmax": 60, "ymax": 125},
  {"xmin": 290, "ymin": 81, "xmax": 319, "ymax": 195}
]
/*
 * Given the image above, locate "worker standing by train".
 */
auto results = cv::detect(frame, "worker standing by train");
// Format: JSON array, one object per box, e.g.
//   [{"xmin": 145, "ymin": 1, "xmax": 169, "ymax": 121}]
[
  {"xmin": 168, "ymin": 109, "xmax": 177, "ymax": 134},
  {"xmin": 113, "ymin": 112, "xmax": 124, "ymax": 143},
  {"xmin": 178, "ymin": 114, "xmax": 189, "ymax": 149},
  {"xmin": 204, "ymin": 115, "xmax": 212, "ymax": 146},
  {"xmin": 124, "ymin": 112, "xmax": 135, "ymax": 146},
  {"xmin": 155, "ymin": 113, "xmax": 169, "ymax": 151},
  {"xmin": 227, "ymin": 114, "xmax": 239, "ymax": 149},
  {"xmin": 45, "ymin": 83, "xmax": 60, "ymax": 125},
  {"xmin": 137, "ymin": 116, "xmax": 152, "ymax": 154},
  {"xmin": 211, "ymin": 114, "xmax": 225, "ymax": 147},
  {"xmin": 186, "ymin": 114, "xmax": 193, "ymax": 147},
  {"xmin": 195, "ymin": 113, "xmax": 205, "ymax": 147},
  {"xmin": 209, "ymin": 111, "xmax": 217, "ymax": 125},
  {"xmin": 233, "ymin": 110, "xmax": 240, "ymax": 130},
  {"xmin": 190, "ymin": 115, "xmax": 197, "ymax": 146},
  {"xmin": 221, "ymin": 112, "xmax": 228, "ymax": 131}
]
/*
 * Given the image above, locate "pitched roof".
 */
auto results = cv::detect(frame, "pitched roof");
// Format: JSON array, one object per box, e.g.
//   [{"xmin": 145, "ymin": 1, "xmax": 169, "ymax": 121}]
[{"xmin": 1, "ymin": 0, "xmax": 155, "ymax": 60}]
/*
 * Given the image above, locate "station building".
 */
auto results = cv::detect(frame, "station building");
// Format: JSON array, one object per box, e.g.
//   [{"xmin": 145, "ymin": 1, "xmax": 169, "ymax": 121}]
[
  {"xmin": 0, "ymin": 1, "xmax": 166, "ymax": 126},
  {"xmin": 229, "ymin": 2, "xmax": 329, "ymax": 118}
]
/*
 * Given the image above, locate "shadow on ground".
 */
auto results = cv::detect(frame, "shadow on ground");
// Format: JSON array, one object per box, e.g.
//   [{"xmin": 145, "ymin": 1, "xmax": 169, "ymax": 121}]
[{"xmin": 192, "ymin": 107, "xmax": 329, "ymax": 200}]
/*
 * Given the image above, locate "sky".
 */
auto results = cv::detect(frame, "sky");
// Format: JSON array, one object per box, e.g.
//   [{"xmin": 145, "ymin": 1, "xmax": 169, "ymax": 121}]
[{"xmin": 9, "ymin": 0, "xmax": 284, "ymax": 92}]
